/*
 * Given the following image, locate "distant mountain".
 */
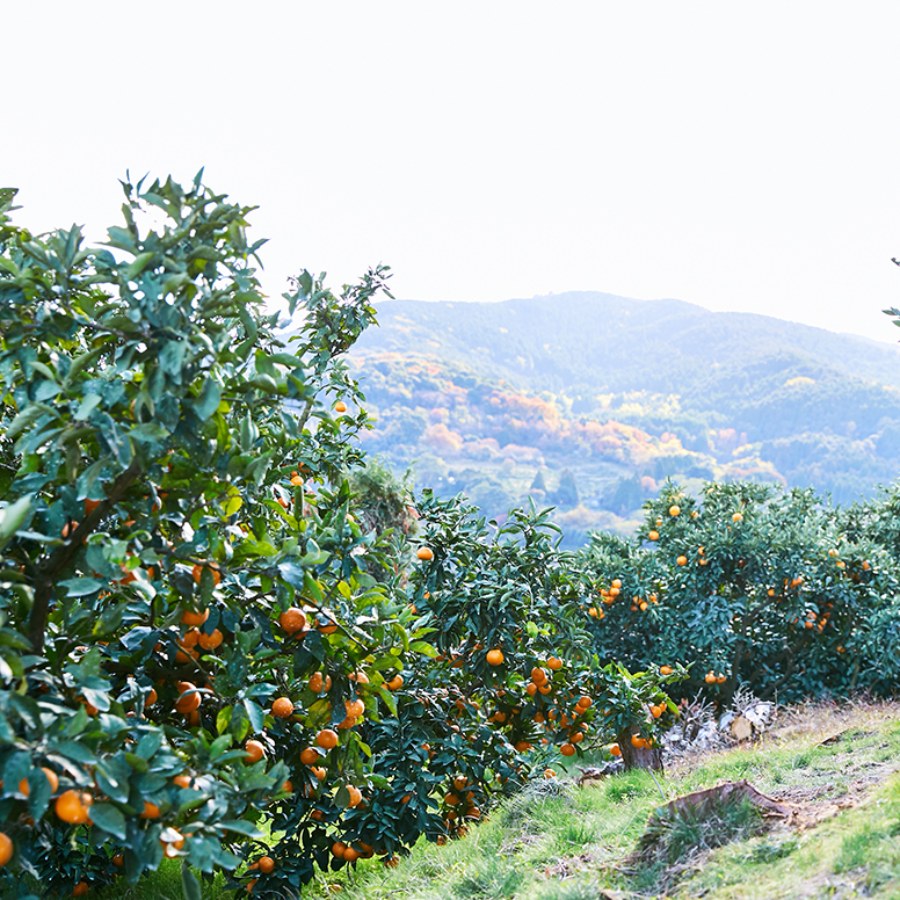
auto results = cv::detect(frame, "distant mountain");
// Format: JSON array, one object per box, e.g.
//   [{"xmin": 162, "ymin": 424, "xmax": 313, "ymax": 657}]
[{"xmin": 348, "ymin": 292, "xmax": 900, "ymax": 546}]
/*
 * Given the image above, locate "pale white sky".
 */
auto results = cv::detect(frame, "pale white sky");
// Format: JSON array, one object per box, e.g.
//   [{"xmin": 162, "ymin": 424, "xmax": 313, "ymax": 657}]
[{"xmin": 6, "ymin": 2, "xmax": 900, "ymax": 343}]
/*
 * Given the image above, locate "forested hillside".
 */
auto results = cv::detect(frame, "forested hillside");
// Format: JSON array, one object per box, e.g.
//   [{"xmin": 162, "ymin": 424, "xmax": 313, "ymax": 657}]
[{"xmin": 349, "ymin": 293, "xmax": 900, "ymax": 545}]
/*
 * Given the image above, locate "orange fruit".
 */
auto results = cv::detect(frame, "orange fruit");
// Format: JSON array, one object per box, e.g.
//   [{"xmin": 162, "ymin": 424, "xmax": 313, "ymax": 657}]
[
  {"xmin": 309, "ymin": 672, "xmax": 331, "ymax": 694},
  {"xmin": 331, "ymin": 841, "xmax": 347, "ymax": 859},
  {"xmin": 19, "ymin": 766, "xmax": 59, "ymax": 797},
  {"xmin": 560, "ymin": 742, "xmax": 576, "ymax": 757},
  {"xmin": 83, "ymin": 498, "xmax": 102, "ymax": 516},
  {"xmin": 547, "ymin": 657, "xmax": 563, "ymax": 671},
  {"xmin": 676, "ymin": 555, "xmax": 688, "ymax": 566},
  {"xmin": 732, "ymin": 512, "xmax": 744, "ymax": 523},
  {"xmin": 609, "ymin": 743, "xmax": 621, "ymax": 757},
  {"xmin": 198, "ymin": 629, "xmax": 223, "ymax": 651},
  {"xmin": 271, "ymin": 697, "xmax": 294, "ymax": 718},
  {"xmin": 385, "ymin": 674, "xmax": 404, "ymax": 691},
  {"xmin": 311, "ymin": 766, "xmax": 327, "ymax": 781},
  {"xmin": 705, "ymin": 671, "xmax": 716, "ymax": 684},
  {"xmin": 334, "ymin": 401, "xmax": 347, "ymax": 413},
  {"xmin": 345, "ymin": 785, "xmax": 363, "ymax": 808},
  {"xmin": 570, "ymin": 731, "xmax": 584, "ymax": 744},
  {"xmin": 72, "ymin": 883, "xmax": 89, "ymax": 897},
  {"xmin": 416, "ymin": 546, "xmax": 434, "ymax": 561},
  {"xmin": 669, "ymin": 505, "xmax": 681, "ymax": 517},
  {"xmin": 308, "ymin": 671, "xmax": 332, "ymax": 693},
  {"xmin": 244, "ymin": 740, "xmax": 266, "ymax": 763},
  {"xmin": 530, "ymin": 667, "xmax": 548, "ymax": 685},
  {"xmin": 140, "ymin": 800, "xmax": 160, "ymax": 819},
  {"xmin": 55, "ymin": 789, "xmax": 92, "ymax": 824},
  {"xmin": 345, "ymin": 699, "xmax": 365, "ymax": 718},
  {"xmin": 525, "ymin": 682, "xmax": 538, "ymax": 697},
  {"xmin": 181, "ymin": 607, "xmax": 209, "ymax": 627},
  {"xmin": 349, "ymin": 670, "xmax": 370, "ymax": 684},
  {"xmin": 144, "ymin": 687, "xmax": 158, "ymax": 708},
  {"xmin": 282, "ymin": 780, "xmax": 294, "ymax": 793},
  {"xmin": 300, "ymin": 747, "xmax": 319, "ymax": 766},
  {"xmin": 173, "ymin": 774, "xmax": 192, "ymax": 789},
  {"xmin": 576, "ymin": 696, "xmax": 592, "ymax": 709},
  {"xmin": 316, "ymin": 729, "xmax": 339, "ymax": 750},
  {"xmin": 316, "ymin": 612, "xmax": 338, "ymax": 634},
  {"xmin": 278, "ymin": 607, "xmax": 307, "ymax": 634},
  {"xmin": 486, "ymin": 648, "xmax": 504, "ymax": 666},
  {"xmin": 514, "ymin": 740, "xmax": 532, "ymax": 752},
  {"xmin": 175, "ymin": 682, "xmax": 201, "ymax": 714},
  {"xmin": 0, "ymin": 832, "xmax": 12, "ymax": 867},
  {"xmin": 648, "ymin": 530, "xmax": 660, "ymax": 541},
  {"xmin": 544, "ymin": 768, "xmax": 556, "ymax": 779},
  {"xmin": 181, "ymin": 628, "xmax": 201, "ymax": 649},
  {"xmin": 192, "ymin": 563, "xmax": 221, "ymax": 586},
  {"xmin": 257, "ymin": 856, "xmax": 275, "ymax": 875},
  {"xmin": 111, "ymin": 853, "xmax": 124, "ymax": 868}
]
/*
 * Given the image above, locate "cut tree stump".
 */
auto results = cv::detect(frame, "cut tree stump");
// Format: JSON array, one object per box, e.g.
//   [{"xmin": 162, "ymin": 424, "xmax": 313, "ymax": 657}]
[
  {"xmin": 730, "ymin": 714, "xmax": 754, "ymax": 742},
  {"xmin": 655, "ymin": 780, "xmax": 791, "ymax": 821}
]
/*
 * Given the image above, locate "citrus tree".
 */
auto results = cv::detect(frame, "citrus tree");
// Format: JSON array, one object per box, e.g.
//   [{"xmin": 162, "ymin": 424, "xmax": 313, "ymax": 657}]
[
  {"xmin": 0, "ymin": 175, "xmax": 415, "ymax": 897},
  {"xmin": 0, "ymin": 177, "xmax": 681, "ymax": 898},
  {"xmin": 581, "ymin": 481, "xmax": 899, "ymax": 702}
]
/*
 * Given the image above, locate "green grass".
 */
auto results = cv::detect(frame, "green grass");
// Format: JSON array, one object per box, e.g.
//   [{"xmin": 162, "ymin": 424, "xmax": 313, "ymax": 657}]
[
  {"xmin": 104, "ymin": 701, "xmax": 900, "ymax": 898},
  {"xmin": 307, "ymin": 701, "xmax": 900, "ymax": 899},
  {"xmin": 90, "ymin": 861, "xmax": 228, "ymax": 899}
]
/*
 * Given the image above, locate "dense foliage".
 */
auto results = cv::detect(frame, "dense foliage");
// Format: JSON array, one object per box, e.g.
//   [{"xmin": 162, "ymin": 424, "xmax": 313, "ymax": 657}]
[
  {"xmin": 0, "ymin": 178, "xmax": 678, "ymax": 898},
  {"xmin": 580, "ymin": 481, "xmax": 900, "ymax": 702}
]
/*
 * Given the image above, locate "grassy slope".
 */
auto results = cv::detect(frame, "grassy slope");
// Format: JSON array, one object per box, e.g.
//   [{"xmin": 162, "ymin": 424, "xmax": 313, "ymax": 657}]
[
  {"xmin": 97, "ymin": 702, "xmax": 899, "ymax": 899},
  {"xmin": 304, "ymin": 701, "xmax": 900, "ymax": 899}
]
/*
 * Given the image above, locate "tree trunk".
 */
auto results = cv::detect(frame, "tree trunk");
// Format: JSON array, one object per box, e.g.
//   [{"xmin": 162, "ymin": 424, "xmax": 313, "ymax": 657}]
[{"xmin": 617, "ymin": 725, "xmax": 664, "ymax": 771}]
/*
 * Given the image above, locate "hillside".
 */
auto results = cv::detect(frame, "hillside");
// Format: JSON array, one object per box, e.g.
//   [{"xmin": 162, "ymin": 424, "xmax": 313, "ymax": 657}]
[
  {"xmin": 305, "ymin": 701, "xmax": 900, "ymax": 899},
  {"xmin": 348, "ymin": 293, "xmax": 900, "ymax": 544}
]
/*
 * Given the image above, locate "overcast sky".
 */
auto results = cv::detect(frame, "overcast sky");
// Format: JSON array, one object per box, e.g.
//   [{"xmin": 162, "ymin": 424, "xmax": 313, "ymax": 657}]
[{"xmin": 6, "ymin": 2, "xmax": 900, "ymax": 343}]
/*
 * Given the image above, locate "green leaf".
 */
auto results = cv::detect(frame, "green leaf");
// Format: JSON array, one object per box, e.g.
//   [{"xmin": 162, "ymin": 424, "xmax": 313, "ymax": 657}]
[
  {"xmin": 377, "ymin": 686, "xmax": 398, "ymax": 716},
  {"xmin": 409, "ymin": 641, "xmax": 438, "ymax": 658},
  {"xmin": 91, "ymin": 802, "xmax": 127, "ymax": 840},
  {"xmin": 127, "ymin": 251, "xmax": 156, "ymax": 279},
  {"xmin": 181, "ymin": 862, "xmax": 202, "ymax": 900},
  {"xmin": 215, "ymin": 819, "xmax": 263, "ymax": 838},
  {"xmin": 59, "ymin": 578, "xmax": 106, "ymax": 598},
  {"xmin": 216, "ymin": 706, "xmax": 233, "ymax": 736},
  {"xmin": 242, "ymin": 699, "xmax": 264, "ymax": 734},
  {"xmin": 74, "ymin": 393, "xmax": 103, "ymax": 421},
  {"xmin": 192, "ymin": 378, "xmax": 222, "ymax": 421},
  {"xmin": 6, "ymin": 404, "xmax": 51, "ymax": 441},
  {"xmin": 124, "ymin": 753, "xmax": 150, "ymax": 774},
  {"xmin": 0, "ymin": 496, "xmax": 33, "ymax": 549}
]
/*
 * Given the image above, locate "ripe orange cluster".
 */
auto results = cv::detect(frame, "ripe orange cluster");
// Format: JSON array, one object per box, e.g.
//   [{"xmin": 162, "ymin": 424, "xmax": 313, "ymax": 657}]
[{"xmin": 589, "ymin": 578, "xmax": 660, "ymax": 618}]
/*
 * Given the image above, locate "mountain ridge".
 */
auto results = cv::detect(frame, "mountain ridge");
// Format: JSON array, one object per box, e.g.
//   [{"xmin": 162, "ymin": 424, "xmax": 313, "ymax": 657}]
[{"xmin": 348, "ymin": 292, "xmax": 900, "ymax": 545}]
